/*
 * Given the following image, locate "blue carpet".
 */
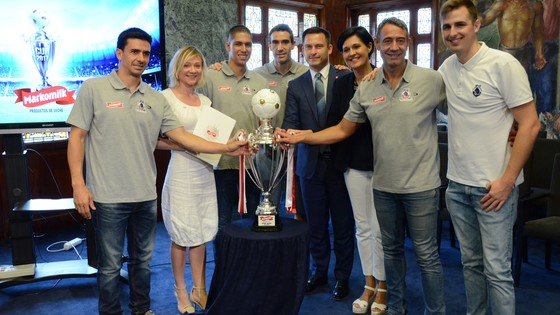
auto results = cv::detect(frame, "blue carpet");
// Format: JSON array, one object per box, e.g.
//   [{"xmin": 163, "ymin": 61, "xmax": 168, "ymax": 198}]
[{"xmin": 0, "ymin": 219, "xmax": 559, "ymax": 314}]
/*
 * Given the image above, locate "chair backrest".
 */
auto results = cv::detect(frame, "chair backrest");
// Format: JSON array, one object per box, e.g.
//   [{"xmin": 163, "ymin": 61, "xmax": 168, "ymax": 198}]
[
  {"xmin": 526, "ymin": 139, "xmax": 560, "ymax": 190},
  {"xmin": 547, "ymin": 153, "xmax": 560, "ymax": 217}
]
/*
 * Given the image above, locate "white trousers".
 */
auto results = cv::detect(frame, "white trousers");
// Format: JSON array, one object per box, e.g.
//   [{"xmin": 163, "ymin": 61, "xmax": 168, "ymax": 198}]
[{"xmin": 344, "ymin": 168, "xmax": 385, "ymax": 280}]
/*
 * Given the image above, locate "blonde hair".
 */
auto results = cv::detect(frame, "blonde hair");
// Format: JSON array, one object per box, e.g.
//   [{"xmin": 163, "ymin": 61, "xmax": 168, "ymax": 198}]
[{"xmin": 167, "ymin": 46, "xmax": 207, "ymax": 88}]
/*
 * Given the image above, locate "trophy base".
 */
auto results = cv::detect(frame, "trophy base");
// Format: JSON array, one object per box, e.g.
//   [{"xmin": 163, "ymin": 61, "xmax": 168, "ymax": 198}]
[{"xmin": 252, "ymin": 214, "xmax": 282, "ymax": 232}]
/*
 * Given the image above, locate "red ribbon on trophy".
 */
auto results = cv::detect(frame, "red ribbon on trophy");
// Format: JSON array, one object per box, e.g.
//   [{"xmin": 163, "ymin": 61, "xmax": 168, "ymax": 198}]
[
  {"xmin": 285, "ymin": 144, "xmax": 296, "ymax": 214},
  {"xmin": 238, "ymin": 153, "xmax": 247, "ymax": 214}
]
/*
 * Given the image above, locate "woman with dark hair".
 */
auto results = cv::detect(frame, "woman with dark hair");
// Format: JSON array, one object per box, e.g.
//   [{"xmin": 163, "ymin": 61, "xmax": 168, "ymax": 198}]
[{"xmin": 328, "ymin": 26, "xmax": 387, "ymax": 315}]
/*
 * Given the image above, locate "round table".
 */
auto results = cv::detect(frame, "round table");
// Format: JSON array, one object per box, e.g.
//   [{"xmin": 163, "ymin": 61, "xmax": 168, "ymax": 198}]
[{"xmin": 206, "ymin": 218, "xmax": 309, "ymax": 315}]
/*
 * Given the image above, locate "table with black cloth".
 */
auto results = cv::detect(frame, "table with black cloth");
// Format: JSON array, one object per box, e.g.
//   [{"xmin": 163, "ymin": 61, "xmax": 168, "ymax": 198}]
[{"xmin": 206, "ymin": 218, "xmax": 309, "ymax": 315}]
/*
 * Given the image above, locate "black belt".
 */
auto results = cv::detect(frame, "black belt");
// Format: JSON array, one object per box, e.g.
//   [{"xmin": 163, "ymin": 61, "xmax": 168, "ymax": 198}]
[{"xmin": 319, "ymin": 152, "xmax": 332, "ymax": 160}]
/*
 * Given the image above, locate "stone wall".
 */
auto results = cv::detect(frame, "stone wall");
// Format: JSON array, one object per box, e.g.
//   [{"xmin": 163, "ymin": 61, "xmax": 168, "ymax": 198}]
[{"xmin": 163, "ymin": 0, "xmax": 237, "ymax": 68}]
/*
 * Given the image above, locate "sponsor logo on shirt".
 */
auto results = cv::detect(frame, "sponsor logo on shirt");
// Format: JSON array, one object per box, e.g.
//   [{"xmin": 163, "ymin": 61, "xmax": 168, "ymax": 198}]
[
  {"xmin": 218, "ymin": 86, "xmax": 232, "ymax": 91},
  {"xmin": 267, "ymin": 81, "xmax": 278, "ymax": 87},
  {"xmin": 373, "ymin": 96, "xmax": 386, "ymax": 103},
  {"xmin": 106, "ymin": 101, "xmax": 123, "ymax": 108}
]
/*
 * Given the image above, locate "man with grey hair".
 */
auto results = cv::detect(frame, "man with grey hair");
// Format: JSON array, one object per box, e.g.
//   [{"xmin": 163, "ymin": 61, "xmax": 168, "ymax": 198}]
[{"xmin": 277, "ymin": 18, "xmax": 446, "ymax": 314}]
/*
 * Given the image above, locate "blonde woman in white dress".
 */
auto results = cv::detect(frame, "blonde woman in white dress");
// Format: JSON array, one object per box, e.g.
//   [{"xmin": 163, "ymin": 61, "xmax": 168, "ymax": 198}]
[{"xmin": 158, "ymin": 46, "xmax": 215, "ymax": 314}]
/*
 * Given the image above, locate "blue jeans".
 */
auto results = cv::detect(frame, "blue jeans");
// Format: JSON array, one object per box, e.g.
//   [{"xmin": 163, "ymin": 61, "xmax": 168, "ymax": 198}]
[
  {"xmin": 93, "ymin": 200, "xmax": 157, "ymax": 315},
  {"xmin": 374, "ymin": 189, "xmax": 445, "ymax": 315},
  {"xmin": 445, "ymin": 181, "xmax": 518, "ymax": 315}
]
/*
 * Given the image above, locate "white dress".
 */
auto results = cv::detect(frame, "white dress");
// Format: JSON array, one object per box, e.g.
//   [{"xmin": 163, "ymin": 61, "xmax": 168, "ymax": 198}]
[{"xmin": 161, "ymin": 89, "xmax": 218, "ymax": 247}]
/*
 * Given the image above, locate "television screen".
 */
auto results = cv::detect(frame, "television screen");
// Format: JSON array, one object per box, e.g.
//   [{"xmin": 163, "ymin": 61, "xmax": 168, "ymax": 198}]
[{"xmin": 0, "ymin": 0, "xmax": 164, "ymax": 136}]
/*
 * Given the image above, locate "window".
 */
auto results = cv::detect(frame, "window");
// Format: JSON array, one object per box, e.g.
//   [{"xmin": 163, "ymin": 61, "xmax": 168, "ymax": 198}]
[
  {"xmin": 266, "ymin": 8, "xmax": 298, "ymax": 67},
  {"xmin": 351, "ymin": 1, "xmax": 434, "ymax": 69},
  {"xmin": 358, "ymin": 14, "xmax": 370, "ymax": 31},
  {"xmin": 242, "ymin": 1, "xmax": 321, "ymax": 69}
]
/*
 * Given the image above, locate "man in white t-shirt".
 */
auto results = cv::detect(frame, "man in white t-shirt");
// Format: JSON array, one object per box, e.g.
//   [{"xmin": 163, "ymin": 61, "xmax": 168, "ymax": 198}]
[{"xmin": 439, "ymin": 1, "xmax": 541, "ymax": 314}]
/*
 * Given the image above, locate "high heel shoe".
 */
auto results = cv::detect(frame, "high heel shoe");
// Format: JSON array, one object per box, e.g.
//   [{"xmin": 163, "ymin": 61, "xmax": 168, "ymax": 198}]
[
  {"xmin": 352, "ymin": 285, "xmax": 376, "ymax": 314},
  {"xmin": 371, "ymin": 287, "xmax": 387, "ymax": 315},
  {"xmin": 190, "ymin": 286, "xmax": 208, "ymax": 310},
  {"xmin": 174, "ymin": 285, "xmax": 195, "ymax": 314}
]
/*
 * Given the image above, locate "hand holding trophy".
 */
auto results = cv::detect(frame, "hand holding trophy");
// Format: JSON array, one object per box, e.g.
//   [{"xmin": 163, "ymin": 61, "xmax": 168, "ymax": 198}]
[{"xmin": 246, "ymin": 89, "xmax": 285, "ymax": 231}]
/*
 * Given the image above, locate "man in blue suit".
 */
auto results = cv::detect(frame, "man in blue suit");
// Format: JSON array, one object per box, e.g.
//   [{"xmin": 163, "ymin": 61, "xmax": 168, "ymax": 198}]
[{"xmin": 282, "ymin": 26, "xmax": 355, "ymax": 300}]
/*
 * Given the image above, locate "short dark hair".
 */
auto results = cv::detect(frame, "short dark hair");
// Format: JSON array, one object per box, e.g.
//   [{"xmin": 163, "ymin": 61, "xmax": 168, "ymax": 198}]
[
  {"xmin": 440, "ymin": 0, "xmax": 478, "ymax": 22},
  {"xmin": 269, "ymin": 24, "xmax": 294, "ymax": 42},
  {"xmin": 228, "ymin": 24, "xmax": 252, "ymax": 42},
  {"xmin": 302, "ymin": 27, "xmax": 331, "ymax": 44},
  {"xmin": 376, "ymin": 17, "xmax": 409, "ymax": 40},
  {"xmin": 117, "ymin": 27, "xmax": 152, "ymax": 50},
  {"xmin": 336, "ymin": 26, "xmax": 374, "ymax": 58}
]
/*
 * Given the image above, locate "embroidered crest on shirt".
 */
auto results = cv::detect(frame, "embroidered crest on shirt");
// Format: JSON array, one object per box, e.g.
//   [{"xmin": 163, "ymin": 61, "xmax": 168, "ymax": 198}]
[
  {"xmin": 400, "ymin": 88, "xmax": 413, "ymax": 101},
  {"xmin": 472, "ymin": 85, "xmax": 482, "ymax": 97},
  {"xmin": 242, "ymin": 85, "xmax": 252, "ymax": 95},
  {"xmin": 136, "ymin": 100, "xmax": 147, "ymax": 113}
]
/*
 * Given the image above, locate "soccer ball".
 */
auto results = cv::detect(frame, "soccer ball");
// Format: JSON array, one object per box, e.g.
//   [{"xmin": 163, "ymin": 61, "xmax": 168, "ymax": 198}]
[
  {"xmin": 30, "ymin": 9, "xmax": 50, "ymax": 30},
  {"xmin": 251, "ymin": 89, "xmax": 281, "ymax": 119}
]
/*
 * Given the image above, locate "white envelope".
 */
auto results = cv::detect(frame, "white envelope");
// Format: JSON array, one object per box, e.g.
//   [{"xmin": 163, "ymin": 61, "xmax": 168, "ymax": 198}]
[{"xmin": 192, "ymin": 106, "xmax": 236, "ymax": 166}]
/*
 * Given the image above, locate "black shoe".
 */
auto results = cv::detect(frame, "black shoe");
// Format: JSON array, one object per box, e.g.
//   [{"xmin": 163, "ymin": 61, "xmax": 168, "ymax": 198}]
[
  {"xmin": 306, "ymin": 274, "xmax": 328, "ymax": 292},
  {"xmin": 332, "ymin": 279, "xmax": 349, "ymax": 300}
]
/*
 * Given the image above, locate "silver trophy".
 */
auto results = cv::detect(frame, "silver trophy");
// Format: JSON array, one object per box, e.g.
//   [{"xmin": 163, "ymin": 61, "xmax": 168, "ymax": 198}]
[
  {"xmin": 29, "ymin": 10, "xmax": 56, "ymax": 90},
  {"xmin": 247, "ymin": 89, "xmax": 286, "ymax": 232}
]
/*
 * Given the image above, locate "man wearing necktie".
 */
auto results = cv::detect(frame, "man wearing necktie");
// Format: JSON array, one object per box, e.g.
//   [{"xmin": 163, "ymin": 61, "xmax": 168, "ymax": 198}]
[
  {"xmin": 282, "ymin": 26, "xmax": 355, "ymax": 301},
  {"xmin": 315, "ymin": 72, "xmax": 326, "ymax": 125}
]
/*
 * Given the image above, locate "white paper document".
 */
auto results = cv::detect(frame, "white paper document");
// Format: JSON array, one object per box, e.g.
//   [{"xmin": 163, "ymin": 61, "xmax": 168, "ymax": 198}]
[{"xmin": 192, "ymin": 106, "xmax": 236, "ymax": 166}]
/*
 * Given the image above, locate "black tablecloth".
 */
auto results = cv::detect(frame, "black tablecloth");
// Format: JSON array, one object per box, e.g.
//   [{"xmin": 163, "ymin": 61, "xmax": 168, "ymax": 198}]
[{"xmin": 206, "ymin": 218, "xmax": 309, "ymax": 315}]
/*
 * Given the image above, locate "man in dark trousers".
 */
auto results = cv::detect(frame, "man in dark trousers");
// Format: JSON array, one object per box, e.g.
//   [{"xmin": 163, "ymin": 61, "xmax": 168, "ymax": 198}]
[{"xmin": 282, "ymin": 26, "xmax": 355, "ymax": 300}]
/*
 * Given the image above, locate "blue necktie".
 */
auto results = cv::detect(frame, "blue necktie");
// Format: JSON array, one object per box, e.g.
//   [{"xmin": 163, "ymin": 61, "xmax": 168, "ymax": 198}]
[{"xmin": 315, "ymin": 73, "xmax": 326, "ymax": 126}]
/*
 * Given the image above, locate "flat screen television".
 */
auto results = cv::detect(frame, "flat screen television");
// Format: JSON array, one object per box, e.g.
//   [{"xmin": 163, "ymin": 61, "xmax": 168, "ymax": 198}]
[{"xmin": 0, "ymin": 0, "xmax": 165, "ymax": 138}]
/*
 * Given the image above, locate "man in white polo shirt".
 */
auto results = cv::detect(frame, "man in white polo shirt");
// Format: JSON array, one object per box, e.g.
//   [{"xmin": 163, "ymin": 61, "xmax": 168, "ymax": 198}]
[{"xmin": 439, "ymin": 1, "xmax": 540, "ymax": 314}]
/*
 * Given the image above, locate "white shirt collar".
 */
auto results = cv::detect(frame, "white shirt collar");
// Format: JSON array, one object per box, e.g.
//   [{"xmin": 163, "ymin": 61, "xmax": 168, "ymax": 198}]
[{"xmin": 310, "ymin": 64, "xmax": 330, "ymax": 81}]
